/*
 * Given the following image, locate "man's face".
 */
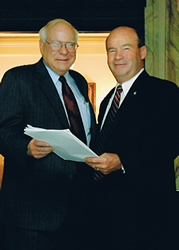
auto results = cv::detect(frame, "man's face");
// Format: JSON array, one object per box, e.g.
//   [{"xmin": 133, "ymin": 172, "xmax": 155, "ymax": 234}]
[
  {"xmin": 40, "ymin": 22, "xmax": 77, "ymax": 75},
  {"xmin": 106, "ymin": 27, "xmax": 146, "ymax": 83}
]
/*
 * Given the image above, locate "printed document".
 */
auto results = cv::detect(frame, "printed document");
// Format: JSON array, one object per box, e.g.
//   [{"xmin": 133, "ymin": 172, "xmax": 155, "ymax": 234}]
[{"xmin": 24, "ymin": 125, "xmax": 98, "ymax": 162}]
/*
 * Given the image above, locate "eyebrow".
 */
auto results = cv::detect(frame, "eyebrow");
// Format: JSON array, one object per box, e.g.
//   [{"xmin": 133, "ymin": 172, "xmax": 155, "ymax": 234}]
[
  {"xmin": 49, "ymin": 39, "xmax": 76, "ymax": 43},
  {"xmin": 107, "ymin": 43, "xmax": 133, "ymax": 50},
  {"xmin": 122, "ymin": 43, "xmax": 133, "ymax": 47}
]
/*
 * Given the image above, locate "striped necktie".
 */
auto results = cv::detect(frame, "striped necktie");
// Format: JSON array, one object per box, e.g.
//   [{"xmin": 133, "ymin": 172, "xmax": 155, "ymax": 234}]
[
  {"xmin": 60, "ymin": 75, "xmax": 87, "ymax": 144},
  {"xmin": 95, "ymin": 85, "xmax": 123, "ymax": 155}
]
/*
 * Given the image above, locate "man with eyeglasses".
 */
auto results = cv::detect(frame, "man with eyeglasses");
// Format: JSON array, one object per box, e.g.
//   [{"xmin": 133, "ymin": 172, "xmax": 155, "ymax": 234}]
[{"xmin": 0, "ymin": 19, "xmax": 96, "ymax": 250}]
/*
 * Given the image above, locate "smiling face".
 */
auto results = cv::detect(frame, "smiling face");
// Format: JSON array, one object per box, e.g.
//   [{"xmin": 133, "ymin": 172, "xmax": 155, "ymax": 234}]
[
  {"xmin": 39, "ymin": 22, "xmax": 77, "ymax": 76},
  {"xmin": 106, "ymin": 27, "xmax": 146, "ymax": 84}
]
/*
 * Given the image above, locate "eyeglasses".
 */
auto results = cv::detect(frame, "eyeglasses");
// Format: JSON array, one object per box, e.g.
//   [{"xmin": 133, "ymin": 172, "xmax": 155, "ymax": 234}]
[{"xmin": 45, "ymin": 40, "xmax": 79, "ymax": 52}]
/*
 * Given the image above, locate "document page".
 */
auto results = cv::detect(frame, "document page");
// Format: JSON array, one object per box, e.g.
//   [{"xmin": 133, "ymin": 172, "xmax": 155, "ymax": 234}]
[{"xmin": 24, "ymin": 125, "xmax": 98, "ymax": 162}]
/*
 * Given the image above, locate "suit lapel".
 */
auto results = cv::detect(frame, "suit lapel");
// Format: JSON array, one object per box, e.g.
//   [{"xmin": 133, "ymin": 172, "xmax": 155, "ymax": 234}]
[
  {"xmin": 35, "ymin": 59, "xmax": 69, "ymax": 128},
  {"xmin": 116, "ymin": 70, "xmax": 148, "ymax": 117},
  {"xmin": 98, "ymin": 71, "xmax": 148, "ymax": 137},
  {"xmin": 34, "ymin": 59, "xmax": 95, "ymax": 135}
]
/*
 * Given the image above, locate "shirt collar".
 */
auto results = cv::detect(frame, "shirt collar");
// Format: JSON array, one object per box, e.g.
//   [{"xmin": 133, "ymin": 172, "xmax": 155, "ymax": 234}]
[
  {"xmin": 43, "ymin": 60, "xmax": 70, "ymax": 85},
  {"xmin": 116, "ymin": 68, "xmax": 144, "ymax": 95}
]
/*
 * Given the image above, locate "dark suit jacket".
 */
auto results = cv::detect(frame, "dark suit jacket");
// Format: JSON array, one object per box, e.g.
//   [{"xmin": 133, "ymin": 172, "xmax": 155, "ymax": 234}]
[
  {"xmin": 0, "ymin": 58, "xmax": 96, "ymax": 231},
  {"xmin": 93, "ymin": 70, "xmax": 179, "ymax": 233}
]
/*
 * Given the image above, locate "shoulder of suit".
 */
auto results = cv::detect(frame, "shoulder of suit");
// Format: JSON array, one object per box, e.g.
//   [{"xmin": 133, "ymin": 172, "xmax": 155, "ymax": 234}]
[
  {"xmin": 3, "ymin": 60, "xmax": 39, "ymax": 76},
  {"xmin": 147, "ymin": 74, "xmax": 178, "ymax": 91},
  {"xmin": 69, "ymin": 69, "xmax": 87, "ymax": 82},
  {"xmin": 139, "ymin": 70, "xmax": 178, "ymax": 90},
  {"xmin": 1, "ymin": 60, "xmax": 42, "ymax": 87}
]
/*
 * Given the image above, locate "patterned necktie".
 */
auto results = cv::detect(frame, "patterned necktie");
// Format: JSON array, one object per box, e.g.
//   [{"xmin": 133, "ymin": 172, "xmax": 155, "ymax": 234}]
[
  {"xmin": 95, "ymin": 85, "xmax": 123, "ymax": 155},
  {"xmin": 60, "ymin": 75, "xmax": 87, "ymax": 144}
]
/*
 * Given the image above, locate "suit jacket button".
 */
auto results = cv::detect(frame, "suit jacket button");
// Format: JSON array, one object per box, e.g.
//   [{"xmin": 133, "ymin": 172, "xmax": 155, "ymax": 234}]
[{"xmin": 69, "ymin": 174, "xmax": 74, "ymax": 179}]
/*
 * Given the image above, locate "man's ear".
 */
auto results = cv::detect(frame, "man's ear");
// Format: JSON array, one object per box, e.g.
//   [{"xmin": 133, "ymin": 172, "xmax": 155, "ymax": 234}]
[
  {"xmin": 39, "ymin": 40, "xmax": 44, "ymax": 55},
  {"xmin": 140, "ymin": 45, "xmax": 147, "ymax": 60}
]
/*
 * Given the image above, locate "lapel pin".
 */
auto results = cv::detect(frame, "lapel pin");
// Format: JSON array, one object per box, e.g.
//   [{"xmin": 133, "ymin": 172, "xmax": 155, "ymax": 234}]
[{"xmin": 133, "ymin": 91, "xmax": 137, "ymax": 95}]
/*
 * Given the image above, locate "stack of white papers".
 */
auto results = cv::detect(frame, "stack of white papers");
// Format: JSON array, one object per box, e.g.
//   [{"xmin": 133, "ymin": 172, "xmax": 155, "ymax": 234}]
[{"xmin": 24, "ymin": 125, "xmax": 98, "ymax": 162}]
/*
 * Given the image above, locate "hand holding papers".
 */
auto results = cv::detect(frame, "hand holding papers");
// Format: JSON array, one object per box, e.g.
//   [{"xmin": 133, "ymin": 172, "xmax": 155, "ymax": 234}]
[{"xmin": 24, "ymin": 125, "xmax": 98, "ymax": 162}]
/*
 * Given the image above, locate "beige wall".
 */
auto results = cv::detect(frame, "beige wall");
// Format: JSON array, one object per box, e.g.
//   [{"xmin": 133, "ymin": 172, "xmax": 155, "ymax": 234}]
[{"xmin": 0, "ymin": 32, "xmax": 116, "ymax": 118}]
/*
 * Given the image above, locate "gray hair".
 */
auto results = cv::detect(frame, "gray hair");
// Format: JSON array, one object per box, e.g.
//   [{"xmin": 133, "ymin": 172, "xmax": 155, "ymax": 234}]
[{"xmin": 39, "ymin": 19, "xmax": 78, "ymax": 42}]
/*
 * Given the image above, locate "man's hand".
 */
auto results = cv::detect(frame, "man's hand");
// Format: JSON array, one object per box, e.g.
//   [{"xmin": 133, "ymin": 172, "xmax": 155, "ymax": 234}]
[
  {"xmin": 27, "ymin": 138, "xmax": 54, "ymax": 159},
  {"xmin": 85, "ymin": 153, "xmax": 122, "ymax": 175}
]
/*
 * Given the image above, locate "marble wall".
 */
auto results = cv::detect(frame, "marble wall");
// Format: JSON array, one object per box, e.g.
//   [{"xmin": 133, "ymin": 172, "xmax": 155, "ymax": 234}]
[
  {"xmin": 145, "ymin": 0, "xmax": 179, "ymax": 87},
  {"xmin": 145, "ymin": 0, "xmax": 179, "ymax": 187},
  {"xmin": 169, "ymin": 0, "xmax": 179, "ymax": 85}
]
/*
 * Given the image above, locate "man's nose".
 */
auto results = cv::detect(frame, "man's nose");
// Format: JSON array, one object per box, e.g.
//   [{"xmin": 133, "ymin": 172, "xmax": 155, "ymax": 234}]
[
  {"xmin": 115, "ymin": 50, "xmax": 123, "ymax": 59},
  {"xmin": 59, "ymin": 45, "xmax": 69, "ymax": 54}
]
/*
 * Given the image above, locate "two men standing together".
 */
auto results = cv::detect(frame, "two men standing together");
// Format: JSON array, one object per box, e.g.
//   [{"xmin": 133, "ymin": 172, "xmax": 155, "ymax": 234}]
[{"xmin": 0, "ymin": 19, "xmax": 179, "ymax": 250}]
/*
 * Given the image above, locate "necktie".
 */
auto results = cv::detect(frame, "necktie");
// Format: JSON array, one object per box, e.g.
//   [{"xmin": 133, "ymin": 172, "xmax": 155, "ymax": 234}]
[
  {"xmin": 95, "ymin": 85, "xmax": 123, "ymax": 155},
  {"xmin": 60, "ymin": 75, "xmax": 87, "ymax": 144}
]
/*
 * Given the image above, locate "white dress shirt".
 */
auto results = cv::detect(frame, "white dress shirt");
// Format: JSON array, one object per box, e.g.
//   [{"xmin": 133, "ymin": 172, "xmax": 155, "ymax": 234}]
[{"xmin": 100, "ymin": 68, "xmax": 144, "ymax": 130}]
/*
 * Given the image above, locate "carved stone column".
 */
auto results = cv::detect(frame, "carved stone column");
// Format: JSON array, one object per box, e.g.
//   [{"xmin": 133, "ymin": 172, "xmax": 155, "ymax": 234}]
[{"xmin": 145, "ymin": 0, "xmax": 179, "ymax": 87}]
